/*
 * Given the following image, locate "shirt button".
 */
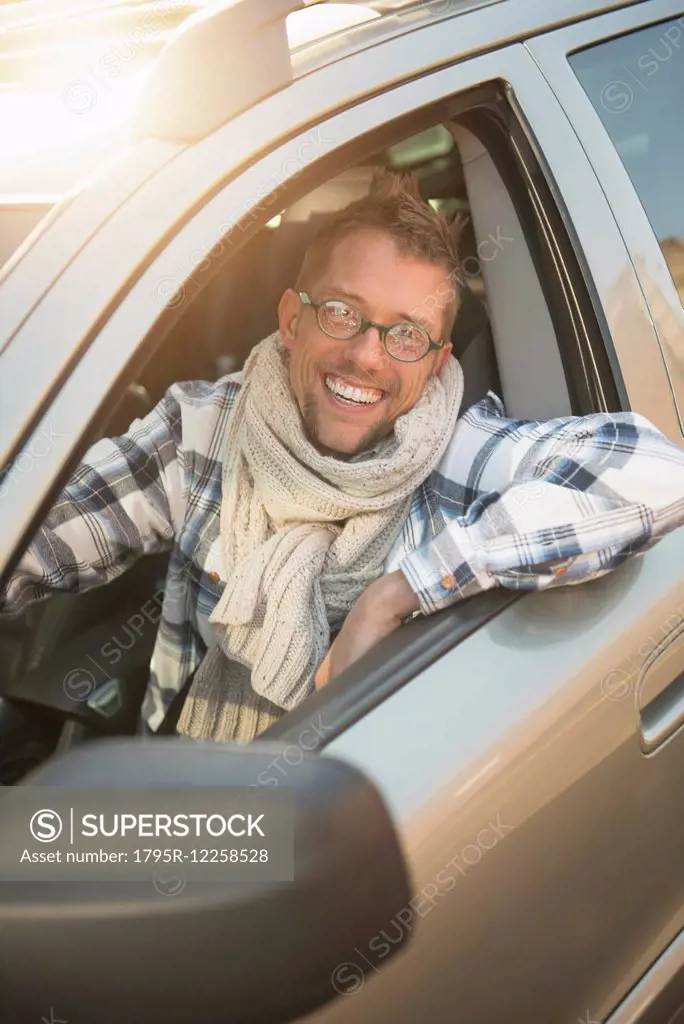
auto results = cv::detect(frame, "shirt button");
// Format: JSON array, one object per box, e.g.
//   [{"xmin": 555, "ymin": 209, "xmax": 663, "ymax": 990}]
[
  {"xmin": 550, "ymin": 563, "xmax": 569, "ymax": 576},
  {"xmin": 208, "ymin": 571, "xmax": 221, "ymax": 584},
  {"xmin": 440, "ymin": 574, "xmax": 456, "ymax": 591}
]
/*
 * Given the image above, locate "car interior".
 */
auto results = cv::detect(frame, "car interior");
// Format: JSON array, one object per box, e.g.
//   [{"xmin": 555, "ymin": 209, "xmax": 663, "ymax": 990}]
[
  {"xmin": 0, "ymin": 106, "xmax": 593, "ymax": 783},
  {"xmin": 104, "ymin": 120, "xmax": 573, "ymax": 425}
]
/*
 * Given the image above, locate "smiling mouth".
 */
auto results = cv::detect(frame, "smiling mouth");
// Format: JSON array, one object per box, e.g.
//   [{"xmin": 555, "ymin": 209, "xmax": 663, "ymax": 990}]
[{"xmin": 324, "ymin": 374, "xmax": 385, "ymax": 407}]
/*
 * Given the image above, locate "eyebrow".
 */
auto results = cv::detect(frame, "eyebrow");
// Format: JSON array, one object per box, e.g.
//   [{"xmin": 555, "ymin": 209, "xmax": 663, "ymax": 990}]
[{"xmin": 322, "ymin": 288, "xmax": 433, "ymax": 330}]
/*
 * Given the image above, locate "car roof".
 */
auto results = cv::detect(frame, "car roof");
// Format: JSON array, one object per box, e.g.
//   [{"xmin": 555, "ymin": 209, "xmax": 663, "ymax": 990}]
[
  {"xmin": 0, "ymin": 0, "xmax": 646, "ymax": 79},
  {"xmin": 291, "ymin": 0, "xmax": 645, "ymax": 74},
  {"xmin": 132, "ymin": 0, "xmax": 646, "ymax": 143}
]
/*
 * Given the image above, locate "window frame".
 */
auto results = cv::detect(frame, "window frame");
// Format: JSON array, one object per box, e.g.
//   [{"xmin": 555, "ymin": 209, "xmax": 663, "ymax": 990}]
[
  {"xmin": 526, "ymin": 0, "xmax": 684, "ymax": 439},
  {"xmin": 449, "ymin": 92, "xmax": 622, "ymax": 417}
]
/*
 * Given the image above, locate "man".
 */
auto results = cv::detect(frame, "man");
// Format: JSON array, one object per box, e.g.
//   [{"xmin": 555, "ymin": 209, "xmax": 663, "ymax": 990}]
[{"xmin": 3, "ymin": 172, "xmax": 684, "ymax": 745}]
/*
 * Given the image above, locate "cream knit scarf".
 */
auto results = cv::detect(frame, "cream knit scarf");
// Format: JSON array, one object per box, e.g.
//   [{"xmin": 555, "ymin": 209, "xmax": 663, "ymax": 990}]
[{"xmin": 177, "ymin": 331, "xmax": 463, "ymax": 744}]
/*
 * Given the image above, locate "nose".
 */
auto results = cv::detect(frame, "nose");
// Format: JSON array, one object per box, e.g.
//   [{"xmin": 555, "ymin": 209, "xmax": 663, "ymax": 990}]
[{"xmin": 343, "ymin": 325, "xmax": 389, "ymax": 378}]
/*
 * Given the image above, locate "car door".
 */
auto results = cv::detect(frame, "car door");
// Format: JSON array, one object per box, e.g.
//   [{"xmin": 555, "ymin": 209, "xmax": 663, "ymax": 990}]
[
  {"xmin": 0, "ymin": 6, "xmax": 683, "ymax": 1024},
  {"xmin": 520, "ymin": 7, "xmax": 684, "ymax": 1020}
]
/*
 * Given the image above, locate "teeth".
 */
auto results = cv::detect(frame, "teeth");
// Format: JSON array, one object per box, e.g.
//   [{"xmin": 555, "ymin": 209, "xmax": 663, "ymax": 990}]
[{"xmin": 325, "ymin": 375, "xmax": 382, "ymax": 405}]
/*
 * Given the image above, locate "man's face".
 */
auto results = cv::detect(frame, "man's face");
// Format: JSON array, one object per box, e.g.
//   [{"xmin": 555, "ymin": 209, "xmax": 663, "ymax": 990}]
[{"xmin": 279, "ymin": 229, "xmax": 455, "ymax": 458}]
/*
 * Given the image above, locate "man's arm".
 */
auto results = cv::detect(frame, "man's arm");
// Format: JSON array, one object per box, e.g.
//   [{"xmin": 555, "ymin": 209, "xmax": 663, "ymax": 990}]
[
  {"xmin": 400, "ymin": 402, "xmax": 684, "ymax": 613},
  {"xmin": 0, "ymin": 385, "xmax": 187, "ymax": 617},
  {"xmin": 316, "ymin": 401, "xmax": 684, "ymax": 686}
]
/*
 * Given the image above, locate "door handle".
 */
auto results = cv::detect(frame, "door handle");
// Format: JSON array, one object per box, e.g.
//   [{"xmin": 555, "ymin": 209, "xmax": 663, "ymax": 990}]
[
  {"xmin": 638, "ymin": 633, "xmax": 684, "ymax": 752},
  {"xmin": 640, "ymin": 670, "xmax": 684, "ymax": 752}
]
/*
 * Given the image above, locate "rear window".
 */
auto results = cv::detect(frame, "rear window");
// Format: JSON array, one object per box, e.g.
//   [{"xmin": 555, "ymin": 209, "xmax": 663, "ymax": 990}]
[{"xmin": 570, "ymin": 17, "xmax": 684, "ymax": 306}]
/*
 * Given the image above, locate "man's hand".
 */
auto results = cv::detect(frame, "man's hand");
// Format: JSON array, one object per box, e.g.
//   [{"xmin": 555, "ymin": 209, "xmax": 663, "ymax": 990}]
[{"xmin": 314, "ymin": 570, "xmax": 420, "ymax": 689}]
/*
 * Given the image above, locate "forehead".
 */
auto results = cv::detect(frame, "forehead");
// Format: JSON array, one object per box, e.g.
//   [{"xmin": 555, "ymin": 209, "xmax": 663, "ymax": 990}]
[{"xmin": 315, "ymin": 229, "xmax": 454, "ymax": 322}]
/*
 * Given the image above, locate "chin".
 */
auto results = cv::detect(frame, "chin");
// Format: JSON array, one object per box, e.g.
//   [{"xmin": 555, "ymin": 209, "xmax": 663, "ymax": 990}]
[
  {"xmin": 311, "ymin": 424, "xmax": 363, "ymax": 458},
  {"xmin": 303, "ymin": 400, "xmax": 383, "ymax": 458},
  {"xmin": 318, "ymin": 436, "xmax": 359, "ymax": 458}
]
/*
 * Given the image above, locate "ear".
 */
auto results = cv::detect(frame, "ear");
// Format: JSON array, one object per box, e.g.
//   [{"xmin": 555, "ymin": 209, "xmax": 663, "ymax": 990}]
[
  {"xmin": 278, "ymin": 288, "xmax": 301, "ymax": 350},
  {"xmin": 432, "ymin": 339, "xmax": 453, "ymax": 377}
]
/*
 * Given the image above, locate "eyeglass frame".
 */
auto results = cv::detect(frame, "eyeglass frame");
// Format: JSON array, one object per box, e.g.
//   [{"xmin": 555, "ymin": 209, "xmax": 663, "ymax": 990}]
[{"xmin": 298, "ymin": 291, "xmax": 445, "ymax": 363}]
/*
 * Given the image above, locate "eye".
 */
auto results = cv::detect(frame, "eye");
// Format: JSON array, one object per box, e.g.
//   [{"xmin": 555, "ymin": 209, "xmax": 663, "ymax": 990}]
[
  {"xmin": 318, "ymin": 300, "xmax": 362, "ymax": 337},
  {"xmin": 387, "ymin": 322, "xmax": 430, "ymax": 357},
  {"xmin": 395, "ymin": 323, "xmax": 429, "ymax": 343},
  {"xmin": 325, "ymin": 301, "xmax": 357, "ymax": 323}
]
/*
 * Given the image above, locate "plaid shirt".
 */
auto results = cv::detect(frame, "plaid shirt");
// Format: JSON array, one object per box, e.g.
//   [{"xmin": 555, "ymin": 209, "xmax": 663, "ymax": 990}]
[{"xmin": 3, "ymin": 370, "xmax": 684, "ymax": 731}]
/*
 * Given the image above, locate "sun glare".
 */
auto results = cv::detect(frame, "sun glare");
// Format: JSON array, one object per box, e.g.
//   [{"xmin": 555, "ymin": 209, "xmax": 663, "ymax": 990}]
[
  {"xmin": 0, "ymin": 62, "xmax": 151, "ymax": 192},
  {"xmin": 0, "ymin": 2, "xmax": 382, "ymax": 195}
]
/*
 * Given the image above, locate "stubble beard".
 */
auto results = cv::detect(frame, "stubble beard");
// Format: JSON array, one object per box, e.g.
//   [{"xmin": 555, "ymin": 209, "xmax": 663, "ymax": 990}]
[{"xmin": 298, "ymin": 389, "xmax": 394, "ymax": 461}]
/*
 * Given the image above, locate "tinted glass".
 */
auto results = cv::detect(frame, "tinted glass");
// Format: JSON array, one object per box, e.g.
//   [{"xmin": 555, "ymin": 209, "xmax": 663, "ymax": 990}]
[{"xmin": 570, "ymin": 17, "xmax": 684, "ymax": 305}]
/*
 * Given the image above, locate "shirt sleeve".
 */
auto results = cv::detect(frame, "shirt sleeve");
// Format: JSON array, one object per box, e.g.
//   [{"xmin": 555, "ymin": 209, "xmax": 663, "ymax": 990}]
[
  {"xmin": 0, "ymin": 384, "xmax": 187, "ymax": 618},
  {"xmin": 399, "ymin": 401, "xmax": 684, "ymax": 615}
]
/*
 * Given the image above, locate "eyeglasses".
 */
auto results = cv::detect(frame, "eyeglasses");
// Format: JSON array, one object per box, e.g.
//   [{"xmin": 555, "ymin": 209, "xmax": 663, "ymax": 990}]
[{"xmin": 298, "ymin": 291, "xmax": 443, "ymax": 363}]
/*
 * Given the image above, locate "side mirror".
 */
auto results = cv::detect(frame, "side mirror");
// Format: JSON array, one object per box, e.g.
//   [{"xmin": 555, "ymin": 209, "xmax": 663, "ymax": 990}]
[{"xmin": 0, "ymin": 737, "xmax": 411, "ymax": 1024}]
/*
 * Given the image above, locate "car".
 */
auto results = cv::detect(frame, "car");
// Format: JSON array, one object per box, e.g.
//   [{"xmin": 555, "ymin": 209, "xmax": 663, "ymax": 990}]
[{"xmin": 1, "ymin": 0, "xmax": 684, "ymax": 1021}]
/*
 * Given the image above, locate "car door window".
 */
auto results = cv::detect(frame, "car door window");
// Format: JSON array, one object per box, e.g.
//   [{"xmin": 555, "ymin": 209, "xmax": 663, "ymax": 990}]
[{"xmin": 569, "ymin": 16, "xmax": 684, "ymax": 306}]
